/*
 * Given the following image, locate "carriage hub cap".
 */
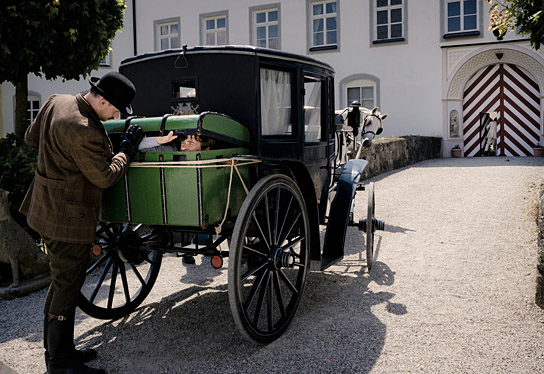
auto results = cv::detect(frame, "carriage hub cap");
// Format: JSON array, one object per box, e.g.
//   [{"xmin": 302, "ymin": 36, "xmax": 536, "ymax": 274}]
[{"xmin": 271, "ymin": 247, "xmax": 295, "ymax": 270}]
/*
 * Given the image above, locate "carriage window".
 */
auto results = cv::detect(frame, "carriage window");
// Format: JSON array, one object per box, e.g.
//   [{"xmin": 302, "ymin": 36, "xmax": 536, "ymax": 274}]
[
  {"xmin": 304, "ymin": 77, "xmax": 322, "ymax": 142},
  {"xmin": 260, "ymin": 68, "xmax": 293, "ymax": 136},
  {"xmin": 172, "ymin": 79, "xmax": 197, "ymax": 100}
]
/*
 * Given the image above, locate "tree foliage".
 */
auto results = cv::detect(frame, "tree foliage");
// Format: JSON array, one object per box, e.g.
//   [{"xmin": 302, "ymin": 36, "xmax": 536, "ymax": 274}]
[
  {"xmin": 488, "ymin": 0, "xmax": 544, "ymax": 50},
  {"xmin": 0, "ymin": 134, "xmax": 39, "ymax": 239},
  {"xmin": 0, "ymin": 0, "xmax": 126, "ymax": 138},
  {"xmin": 0, "ymin": 0, "xmax": 126, "ymax": 84}
]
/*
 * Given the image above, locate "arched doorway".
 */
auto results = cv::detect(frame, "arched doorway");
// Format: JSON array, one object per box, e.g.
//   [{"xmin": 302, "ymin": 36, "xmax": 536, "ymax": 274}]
[{"xmin": 462, "ymin": 63, "xmax": 541, "ymax": 156}]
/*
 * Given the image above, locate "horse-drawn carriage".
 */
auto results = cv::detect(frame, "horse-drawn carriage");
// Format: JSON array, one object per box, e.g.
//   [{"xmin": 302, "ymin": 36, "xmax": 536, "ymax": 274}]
[{"xmin": 78, "ymin": 46, "xmax": 386, "ymax": 343}]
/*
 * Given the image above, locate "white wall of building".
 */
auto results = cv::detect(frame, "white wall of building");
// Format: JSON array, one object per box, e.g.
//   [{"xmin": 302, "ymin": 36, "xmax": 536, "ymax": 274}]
[{"xmin": 3, "ymin": 0, "xmax": 540, "ymax": 155}]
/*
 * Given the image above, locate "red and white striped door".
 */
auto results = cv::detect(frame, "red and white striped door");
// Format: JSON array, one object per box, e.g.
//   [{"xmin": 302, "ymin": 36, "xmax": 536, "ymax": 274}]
[{"xmin": 462, "ymin": 63, "xmax": 541, "ymax": 156}]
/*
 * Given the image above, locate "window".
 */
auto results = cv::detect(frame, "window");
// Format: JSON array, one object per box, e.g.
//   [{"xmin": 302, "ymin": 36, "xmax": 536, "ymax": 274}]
[
  {"xmin": 372, "ymin": 0, "xmax": 405, "ymax": 44},
  {"xmin": 338, "ymin": 74, "xmax": 380, "ymax": 110},
  {"xmin": 27, "ymin": 94, "xmax": 40, "ymax": 125},
  {"xmin": 308, "ymin": 0, "xmax": 339, "ymax": 51},
  {"xmin": 447, "ymin": 0, "xmax": 476, "ymax": 32},
  {"xmin": 172, "ymin": 78, "xmax": 197, "ymax": 100},
  {"xmin": 347, "ymin": 86, "xmax": 374, "ymax": 109},
  {"xmin": 442, "ymin": 0, "xmax": 482, "ymax": 38},
  {"xmin": 260, "ymin": 68, "xmax": 293, "ymax": 136},
  {"xmin": 200, "ymin": 12, "xmax": 228, "ymax": 46},
  {"xmin": 100, "ymin": 46, "xmax": 112, "ymax": 67},
  {"xmin": 154, "ymin": 18, "xmax": 180, "ymax": 51},
  {"xmin": 251, "ymin": 5, "xmax": 280, "ymax": 49},
  {"xmin": 304, "ymin": 77, "xmax": 323, "ymax": 142}
]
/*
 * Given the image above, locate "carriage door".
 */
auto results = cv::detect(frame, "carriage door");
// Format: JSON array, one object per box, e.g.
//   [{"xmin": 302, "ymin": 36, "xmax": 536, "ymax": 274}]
[
  {"xmin": 303, "ymin": 74, "xmax": 329, "ymax": 216},
  {"xmin": 462, "ymin": 63, "xmax": 541, "ymax": 156}
]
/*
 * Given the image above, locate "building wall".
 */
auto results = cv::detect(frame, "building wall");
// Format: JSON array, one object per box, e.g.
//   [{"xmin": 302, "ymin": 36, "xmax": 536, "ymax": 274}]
[{"xmin": 2, "ymin": 0, "xmax": 542, "ymax": 156}]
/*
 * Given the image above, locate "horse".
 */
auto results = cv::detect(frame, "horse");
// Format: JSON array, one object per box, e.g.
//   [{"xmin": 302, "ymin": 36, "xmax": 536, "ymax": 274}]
[{"xmin": 335, "ymin": 101, "xmax": 388, "ymax": 163}]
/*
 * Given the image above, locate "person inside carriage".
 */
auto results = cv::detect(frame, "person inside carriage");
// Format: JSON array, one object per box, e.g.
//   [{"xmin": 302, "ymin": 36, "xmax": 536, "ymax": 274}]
[
  {"xmin": 138, "ymin": 132, "xmax": 215, "ymax": 152},
  {"xmin": 138, "ymin": 131, "xmax": 216, "ymax": 265}
]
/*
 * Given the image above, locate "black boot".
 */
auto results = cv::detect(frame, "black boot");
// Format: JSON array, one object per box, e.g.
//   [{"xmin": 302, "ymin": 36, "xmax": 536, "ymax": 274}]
[
  {"xmin": 44, "ymin": 309, "xmax": 97, "ymax": 371},
  {"xmin": 47, "ymin": 317, "xmax": 106, "ymax": 374}
]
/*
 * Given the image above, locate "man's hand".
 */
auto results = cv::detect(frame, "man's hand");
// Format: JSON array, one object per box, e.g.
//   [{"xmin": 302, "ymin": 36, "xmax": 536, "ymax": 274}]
[
  {"xmin": 156, "ymin": 131, "xmax": 177, "ymax": 144},
  {"xmin": 119, "ymin": 124, "xmax": 144, "ymax": 159}
]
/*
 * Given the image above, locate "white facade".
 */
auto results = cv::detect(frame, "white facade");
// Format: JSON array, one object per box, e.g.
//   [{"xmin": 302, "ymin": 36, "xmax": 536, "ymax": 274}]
[{"xmin": 2, "ymin": 0, "xmax": 543, "ymax": 156}]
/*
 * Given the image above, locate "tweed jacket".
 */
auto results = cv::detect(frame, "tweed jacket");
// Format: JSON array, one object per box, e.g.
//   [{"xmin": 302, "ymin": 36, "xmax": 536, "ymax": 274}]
[{"xmin": 20, "ymin": 94, "xmax": 130, "ymax": 243}]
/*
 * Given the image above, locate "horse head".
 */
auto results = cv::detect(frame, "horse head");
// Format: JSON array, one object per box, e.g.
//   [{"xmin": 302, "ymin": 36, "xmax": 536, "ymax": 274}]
[{"xmin": 361, "ymin": 107, "xmax": 387, "ymax": 148}]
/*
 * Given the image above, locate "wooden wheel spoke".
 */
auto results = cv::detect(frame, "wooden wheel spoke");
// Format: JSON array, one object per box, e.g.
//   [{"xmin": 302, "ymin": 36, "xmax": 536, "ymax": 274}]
[
  {"xmin": 89, "ymin": 255, "xmax": 114, "ymax": 303},
  {"xmin": 273, "ymin": 188, "xmax": 281, "ymax": 246},
  {"xmin": 243, "ymin": 266, "xmax": 267, "ymax": 312},
  {"xmin": 241, "ymin": 260, "xmax": 267, "ymax": 282},
  {"xmin": 267, "ymin": 273, "xmax": 274, "ymax": 331},
  {"xmin": 280, "ymin": 235, "xmax": 304, "ymax": 252},
  {"xmin": 107, "ymin": 262, "xmax": 119, "ymax": 309},
  {"xmin": 252, "ymin": 270, "xmax": 271, "ymax": 326},
  {"xmin": 243, "ymin": 244, "xmax": 268, "ymax": 258},
  {"xmin": 276, "ymin": 195, "xmax": 293, "ymax": 246},
  {"xmin": 86, "ymin": 251, "xmax": 111, "ymax": 275},
  {"xmin": 278, "ymin": 211, "xmax": 302, "ymax": 246},
  {"xmin": 273, "ymin": 271, "xmax": 287, "ymax": 319},
  {"xmin": 119, "ymin": 263, "xmax": 131, "ymax": 304},
  {"xmin": 264, "ymin": 194, "xmax": 272, "ymax": 246},
  {"xmin": 129, "ymin": 263, "xmax": 146, "ymax": 286},
  {"xmin": 277, "ymin": 268, "xmax": 299, "ymax": 295},
  {"xmin": 251, "ymin": 212, "xmax": 271, "ymax": 250}
]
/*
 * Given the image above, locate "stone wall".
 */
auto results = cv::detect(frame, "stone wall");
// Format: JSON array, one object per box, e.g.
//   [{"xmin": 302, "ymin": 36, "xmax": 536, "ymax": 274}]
[
  {"xmin": 536, "ymin": 184, "xmax": 544, "ymax": 308},
  {"xmin": 357, "ymin": 136, "xmax": 443, "ymax": 180}
]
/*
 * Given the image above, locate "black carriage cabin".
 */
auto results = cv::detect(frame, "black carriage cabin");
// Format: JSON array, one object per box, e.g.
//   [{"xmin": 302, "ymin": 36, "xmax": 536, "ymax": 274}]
[{"xmin": 120, "ymin": 45, "xmax": 336, "ymax": 161}]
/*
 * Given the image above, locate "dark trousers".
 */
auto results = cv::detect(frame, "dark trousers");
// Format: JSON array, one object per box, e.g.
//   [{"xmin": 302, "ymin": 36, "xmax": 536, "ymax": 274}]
[{"xmin": 43, "ymin": 238, "xmax": 90, "ymax": 318}]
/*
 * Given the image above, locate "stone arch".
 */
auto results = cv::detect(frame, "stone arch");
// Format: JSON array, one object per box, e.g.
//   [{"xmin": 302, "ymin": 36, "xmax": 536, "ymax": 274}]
[{"xmin": 447, "ymin": 45, "xmax": 544, "ymax": 100}]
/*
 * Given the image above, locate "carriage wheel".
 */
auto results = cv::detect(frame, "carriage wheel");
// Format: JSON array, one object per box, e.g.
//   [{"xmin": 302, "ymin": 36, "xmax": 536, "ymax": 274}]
[
  {"xmin": 366, "ymin": 183, "xmax": 375, "ymax": 270},
  {"xmin": 228, "ymin": 175, "xmax": 310, "ymax": 344},
  {"xmin": 78, "ymin": 222, "xmax": 163, "ymax": 320}
]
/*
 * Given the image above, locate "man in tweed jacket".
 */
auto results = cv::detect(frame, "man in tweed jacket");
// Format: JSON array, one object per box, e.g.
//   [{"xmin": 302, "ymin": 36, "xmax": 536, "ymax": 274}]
[{"xmin": 20, "ymin": 72, "xmax": 142, "ymax": 374}]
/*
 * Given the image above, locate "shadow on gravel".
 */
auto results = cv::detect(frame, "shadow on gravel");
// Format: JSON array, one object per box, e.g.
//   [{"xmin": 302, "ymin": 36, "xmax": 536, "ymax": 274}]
[{"xmin": 74, "ymin": 259, "xmax": 405, "ymax": 374}]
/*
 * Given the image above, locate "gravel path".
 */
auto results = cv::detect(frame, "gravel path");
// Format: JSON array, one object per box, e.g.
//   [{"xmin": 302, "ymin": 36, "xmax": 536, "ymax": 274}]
[{"xmin": 1, "ymin": 157, "xmax": 543, "ymax": 374}]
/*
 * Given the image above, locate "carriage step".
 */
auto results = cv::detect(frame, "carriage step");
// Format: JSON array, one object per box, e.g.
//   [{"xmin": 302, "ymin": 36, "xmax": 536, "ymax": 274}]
[{"xmin": 320, "ymin": 256, "xmax": 343, "ymax": 270}]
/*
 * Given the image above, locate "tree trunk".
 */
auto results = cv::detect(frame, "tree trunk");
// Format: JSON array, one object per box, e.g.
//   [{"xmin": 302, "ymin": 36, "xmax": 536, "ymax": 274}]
[{"xmin": 15, "ymin": 78, "xmax": 28, "ymax": 140}]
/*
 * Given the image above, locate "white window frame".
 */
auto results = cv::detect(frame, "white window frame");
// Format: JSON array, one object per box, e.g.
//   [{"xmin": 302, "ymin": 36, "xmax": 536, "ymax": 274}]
[
  {"xmin": 371, "ymin": 0, "xmax": 406, "ymax": 45},
  {"xmin": 441, "ymin": 0, "xmax": 483, "ymax": 39},
  {"xmin": 250, "ymin": 4, "xmax": 281, "ymax": 49},
  {"xmin": 154, "ymin": 17, "xmax": 181, "ymax": 51},
  {"xmin": 346, "ymin": 86, "xmax": 375, "ymax": 110},
  {"xmin": 338, "ymin": 74, "xmax": 381, "ymax": 110},
  {"xmin": 200, "ymin": 11, "xmax": 228, "ymax": 46},
  {"xmin": 307, "ymin": 0, "xmax": 339, "ymax": 52},
  {"xmin": 27, "ymin": 93, "xmax": 41, "ymax": 125}
]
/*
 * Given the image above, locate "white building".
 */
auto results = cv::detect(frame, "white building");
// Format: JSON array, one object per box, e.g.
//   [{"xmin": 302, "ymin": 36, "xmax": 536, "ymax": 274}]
[{"xmin": 2, "ymin": 0, "xmax": 543, "ymax": 157}]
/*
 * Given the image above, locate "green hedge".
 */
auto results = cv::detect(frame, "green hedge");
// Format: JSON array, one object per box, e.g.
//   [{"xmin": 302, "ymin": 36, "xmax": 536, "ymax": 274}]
[{"xmin": 0, "ymin": 133, "xmax": 38, "ymax": 239}]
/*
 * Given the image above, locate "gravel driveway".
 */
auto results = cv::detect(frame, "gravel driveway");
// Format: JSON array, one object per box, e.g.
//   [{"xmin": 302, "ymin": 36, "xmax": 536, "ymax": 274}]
[{"xmin": 1, "ymin": 157, "xmax": 544, "ymax": 374}]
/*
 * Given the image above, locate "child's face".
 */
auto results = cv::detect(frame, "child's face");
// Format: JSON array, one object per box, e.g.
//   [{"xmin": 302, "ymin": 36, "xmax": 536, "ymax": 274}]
[{"xmin": 180, "ymin": 135, "xmax": 202, "ymax": 151}]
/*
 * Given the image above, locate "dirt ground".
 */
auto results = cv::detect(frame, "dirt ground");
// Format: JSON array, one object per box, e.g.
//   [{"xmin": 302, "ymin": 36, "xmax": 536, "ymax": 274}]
[{"xmin": 1, "ymin": 157, "xmax": 543, "ymax": 374}]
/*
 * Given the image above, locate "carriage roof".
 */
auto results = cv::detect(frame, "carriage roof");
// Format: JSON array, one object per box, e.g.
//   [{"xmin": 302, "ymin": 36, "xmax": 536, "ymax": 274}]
[{"xmin": 120, "ymin": 45, "xmax": 335, "ymax": 73}]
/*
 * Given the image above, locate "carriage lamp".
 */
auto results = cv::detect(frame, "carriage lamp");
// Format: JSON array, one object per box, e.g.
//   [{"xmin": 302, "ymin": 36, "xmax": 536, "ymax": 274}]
[{"xmin": 347, "ymin": 100, "xmax": 362, "ymax": 136}]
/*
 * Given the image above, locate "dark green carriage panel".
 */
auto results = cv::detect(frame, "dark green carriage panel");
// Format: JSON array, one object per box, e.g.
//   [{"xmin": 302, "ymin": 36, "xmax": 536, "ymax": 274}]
[{"xmin": 100, "ymin": 113, "xmax": 251, "ymax": 227}]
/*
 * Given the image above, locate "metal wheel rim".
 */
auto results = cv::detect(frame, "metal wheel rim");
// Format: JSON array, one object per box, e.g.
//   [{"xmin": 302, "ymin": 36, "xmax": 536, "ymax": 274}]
[{"xmin": 366, "ymin": 183, "xmax": 375, "ymax": 270}]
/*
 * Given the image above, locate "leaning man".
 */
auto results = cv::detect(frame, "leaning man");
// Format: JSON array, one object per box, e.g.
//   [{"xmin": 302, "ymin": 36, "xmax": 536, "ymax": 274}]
[{"xmin": 20, "ymin": 72, "xmax": 143, "ymax": 374}]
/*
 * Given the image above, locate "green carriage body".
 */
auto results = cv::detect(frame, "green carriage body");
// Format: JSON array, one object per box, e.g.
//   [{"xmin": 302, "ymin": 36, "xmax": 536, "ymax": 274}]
[{"xmin": 100, "ymin": 112, "xmax": 251, "ymax": 228}]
